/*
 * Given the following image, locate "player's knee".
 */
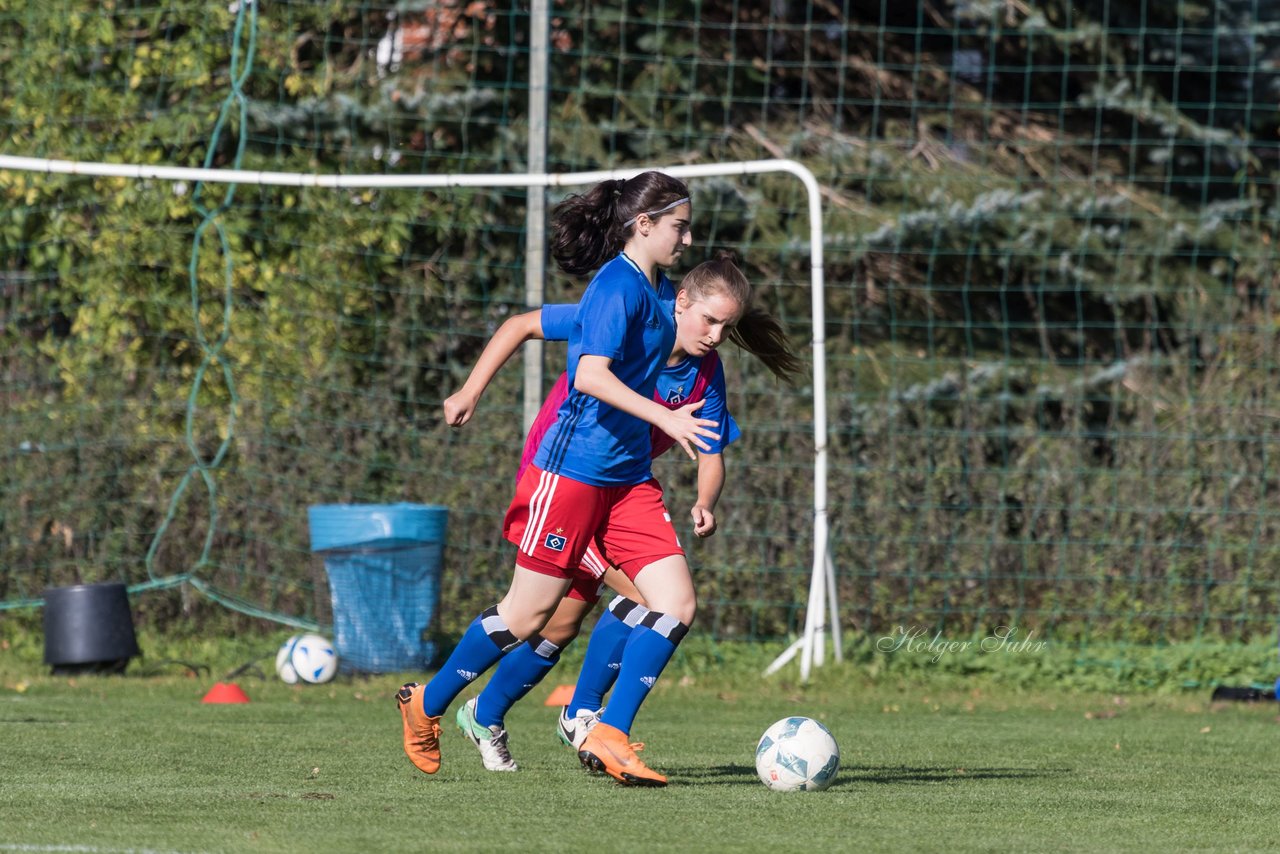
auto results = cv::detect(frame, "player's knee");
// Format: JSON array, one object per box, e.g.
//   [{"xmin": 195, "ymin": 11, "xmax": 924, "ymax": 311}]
[
  {"xmin": 638, "ymin": 588, "xmax": 695, "ymax": 626},
  {"xmin": 495, "ymin": 603, "xmax": 553, "ymax": 642},
  {"xmin": 539, "ymin": 620, "xmax": 581, "ymax": 647},
  {"xmin": 505, "ymin": 617, "xmax": 542, "ymax": 642},
  {"xmin": 665, "ymin": 594, "xmax": 697, "ymax": 627}
]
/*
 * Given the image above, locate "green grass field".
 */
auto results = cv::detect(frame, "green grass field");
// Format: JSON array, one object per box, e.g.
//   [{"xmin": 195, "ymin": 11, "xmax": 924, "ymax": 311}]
[{"xmin": 3, "ymin": 636, "xmax": 1280, "ymax": 854}]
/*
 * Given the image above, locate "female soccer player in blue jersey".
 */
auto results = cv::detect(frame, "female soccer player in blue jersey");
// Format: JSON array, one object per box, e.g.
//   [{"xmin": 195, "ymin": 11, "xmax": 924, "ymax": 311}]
[
  {"xmin": 398, "ymin": 171, "xmax": 721, "ymax": 786},
  {"xmin": 439, "ymin": 257, "xmax": 799, "ymax": 772}
]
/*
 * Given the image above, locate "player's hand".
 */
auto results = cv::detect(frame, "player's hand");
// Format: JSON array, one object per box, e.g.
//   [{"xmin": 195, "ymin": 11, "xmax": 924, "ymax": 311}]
[
  {"xmin": 659, "ymin": 400, "xmax": 720, "ymax": 460},
  {"xmin": 443, "ymin": 389, "xmax": 480, "ymax": 427},
  {"xmin": 691, "ymin": 504, "xmax": 717, "ymax": 538}
]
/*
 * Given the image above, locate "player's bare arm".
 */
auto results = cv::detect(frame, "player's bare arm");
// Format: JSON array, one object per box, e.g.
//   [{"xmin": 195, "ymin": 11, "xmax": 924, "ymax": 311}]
[
  {"xmin": 690, "ymin": 451, "xmax": 725, "ymax": 537},
  {"xmin": 443, "ymin": 309, "xmax": 544, "ymax": 427}
]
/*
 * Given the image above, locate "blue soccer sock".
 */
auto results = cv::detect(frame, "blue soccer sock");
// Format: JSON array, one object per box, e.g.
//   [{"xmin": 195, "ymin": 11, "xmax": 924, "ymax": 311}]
[
  {"xmin": 474, "ymin": 634, "xmax": 562, "ymax": 728},
  {"xmin": 420, "ymin": 606, "xmax": 519, "ymax": 717},
  {"xmin": 598, "ymin": 610, "xmax": 689, "ymax": 735},
  {"xmin": 568, "ymin": 596, "xmax": 648, "ymax": 715}
]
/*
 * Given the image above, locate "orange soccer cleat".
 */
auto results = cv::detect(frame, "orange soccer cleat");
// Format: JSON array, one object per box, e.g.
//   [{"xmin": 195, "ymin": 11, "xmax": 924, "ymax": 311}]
[
  {"xmin": 397, "ymin": 682, "xmax": 443, "ymax": 774},
  {"xmin": 577, "ymin": 722, "xmax": 668, "ymax": 787}
]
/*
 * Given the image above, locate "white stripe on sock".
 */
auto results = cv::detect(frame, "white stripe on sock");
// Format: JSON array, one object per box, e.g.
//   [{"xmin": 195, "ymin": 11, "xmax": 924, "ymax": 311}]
[{"xmin": 649, "ymin": 612, "xmax": 681, "ymax": 638}]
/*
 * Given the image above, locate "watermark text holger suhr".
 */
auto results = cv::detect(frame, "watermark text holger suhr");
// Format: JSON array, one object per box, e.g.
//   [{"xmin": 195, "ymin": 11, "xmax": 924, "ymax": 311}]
[{"xmin": 876, "ymin": 625, "xmax": 1047, "ymax": 663}]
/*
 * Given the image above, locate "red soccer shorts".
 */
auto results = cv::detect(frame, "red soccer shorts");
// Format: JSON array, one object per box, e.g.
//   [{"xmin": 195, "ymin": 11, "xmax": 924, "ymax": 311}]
[
  {"xmin": 559, "ymin": 541, "xmax": 609, "ymax": 604},
  {"xmin": 503, "ymin": 464, "xmax": 684, "ymax": 585}
]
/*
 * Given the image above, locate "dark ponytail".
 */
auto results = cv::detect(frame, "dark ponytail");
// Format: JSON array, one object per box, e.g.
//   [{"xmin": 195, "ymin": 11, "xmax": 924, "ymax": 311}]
[{"xmin": 550, "ymin": 171, "xmax": 690, "ymax": 277}]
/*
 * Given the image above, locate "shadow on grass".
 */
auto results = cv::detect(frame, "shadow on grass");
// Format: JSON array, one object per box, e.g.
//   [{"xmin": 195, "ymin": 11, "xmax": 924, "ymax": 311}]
[
  {"xmin": 675, "ymin": 763, "xmax": 1071, "ymax": 787},
  {"xmin": 840, "ymin": 764, "xmax": 1072, "ymax": 785},
  {"xmin": 0, "ymin": 716, "xmax": 69, "ymax": 724}
]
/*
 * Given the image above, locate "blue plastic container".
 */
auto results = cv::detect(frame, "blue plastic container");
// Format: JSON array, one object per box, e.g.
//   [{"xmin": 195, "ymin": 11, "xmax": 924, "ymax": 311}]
[{"xmin": 308, "ymin": 503, "xmax": 447, "ymax": 673}]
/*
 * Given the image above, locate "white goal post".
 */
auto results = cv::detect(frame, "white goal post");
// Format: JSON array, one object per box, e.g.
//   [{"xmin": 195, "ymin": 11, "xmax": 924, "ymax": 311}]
[{"xmin": 0, "ymin": 153, "xmax": 841, "ymax": 680}]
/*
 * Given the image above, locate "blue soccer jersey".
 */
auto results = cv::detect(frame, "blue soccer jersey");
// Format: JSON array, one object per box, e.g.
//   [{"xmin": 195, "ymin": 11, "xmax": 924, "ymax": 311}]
[
  {"xmin": 538, "ymin": 302, "xmax": 577, "ymax": 340},
  {"xmin": 539, "ymin": 299, "xmax": 740, "ymax": 457},
  {"xmin": 534, "ymin": 253, "xmax": 677, "ymax": 486},
  {"xmin": 653, "ymin": 356, "xmax": 740, "ymax": 454}
]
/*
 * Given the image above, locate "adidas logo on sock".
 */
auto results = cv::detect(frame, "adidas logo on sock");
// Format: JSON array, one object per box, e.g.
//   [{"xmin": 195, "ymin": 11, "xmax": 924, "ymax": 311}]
[
  {"xmin": 457, "ymin": 669, "xmax": 478, "ymax": 681},
  {"xmin": 607, "ymin": 662, "xmax": 621, "ymax": 670},
  {"xmin": 640, "ymin": 676, "xmax": 656, "ymax": 687}
]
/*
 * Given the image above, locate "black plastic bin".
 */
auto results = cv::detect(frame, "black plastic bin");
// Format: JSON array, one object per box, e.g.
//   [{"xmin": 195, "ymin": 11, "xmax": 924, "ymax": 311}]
[{"xmin": 43, "ymin": 582, "xmax": 141, "ymax": 674}]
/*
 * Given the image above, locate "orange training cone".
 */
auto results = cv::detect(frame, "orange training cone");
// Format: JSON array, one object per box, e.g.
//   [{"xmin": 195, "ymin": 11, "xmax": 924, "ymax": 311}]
[
  {"xmin": 202, "ymin": 682, "xmax": 250, "ymax": 704},
  {"xmin": 543, "ymin": 683, "xmax": 575, "ymax": 707}
]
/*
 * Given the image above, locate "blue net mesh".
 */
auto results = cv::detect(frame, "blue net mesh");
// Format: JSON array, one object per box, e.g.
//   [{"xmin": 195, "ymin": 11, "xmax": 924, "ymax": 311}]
[{"xmin": 309, "ymin": 504, "xmax": 446, "ymax": 673}]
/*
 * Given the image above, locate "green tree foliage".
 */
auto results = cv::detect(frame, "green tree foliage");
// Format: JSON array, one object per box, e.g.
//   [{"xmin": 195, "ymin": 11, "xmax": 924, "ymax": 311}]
[{"xmin": 3, "ymin": 0, "xmax": 1280, "ymax": 641}]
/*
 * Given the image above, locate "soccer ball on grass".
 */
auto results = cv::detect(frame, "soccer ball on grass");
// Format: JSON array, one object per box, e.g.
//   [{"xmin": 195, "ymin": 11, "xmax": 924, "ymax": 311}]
[
  {"xmin": 275, "ymin": 633, "xmax": 338, "ymax": 684},
  {"xmin": 754, "ymin": 716, "xmax": 840, "ymax": 792}
]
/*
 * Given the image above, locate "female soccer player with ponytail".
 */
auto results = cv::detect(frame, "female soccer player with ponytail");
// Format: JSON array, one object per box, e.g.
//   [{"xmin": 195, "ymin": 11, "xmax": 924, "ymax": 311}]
[
  {"xmin": 441, "ymin": 257, "xmax": 800, "ymax": 774},
  {"xmin": 398, "ymin": 171, "xmax": 716, "ymax": 786}
]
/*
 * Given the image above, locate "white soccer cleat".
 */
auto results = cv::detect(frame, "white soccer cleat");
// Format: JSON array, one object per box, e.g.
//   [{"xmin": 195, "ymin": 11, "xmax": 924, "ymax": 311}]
[
  {"xmin": 556, "ymin": 705, "xmax": 603, "ymax": 751},
  {"xmin": 456, "ymin": 698, "xmax": 518, "ymax": 772}
]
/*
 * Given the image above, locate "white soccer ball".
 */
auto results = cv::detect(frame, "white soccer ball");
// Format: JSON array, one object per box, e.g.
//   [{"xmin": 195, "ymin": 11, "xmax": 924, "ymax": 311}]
[
  {"xmin": 274, "ymin": 637, "xmax": 300, "ymax": 684},
  {"xmin": 754, "ymin": 716, "xmax": 840, "ymax": 792},
  {"xmin": 275, "ymin": 633, "xmax": 338, "ymax": 684}
]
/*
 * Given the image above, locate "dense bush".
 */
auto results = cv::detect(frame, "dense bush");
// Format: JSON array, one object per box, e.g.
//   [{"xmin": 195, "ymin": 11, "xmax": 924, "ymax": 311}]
[{"xmin": 4, "ymin": 1, "xmax": 1280, "ymax": 643}]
